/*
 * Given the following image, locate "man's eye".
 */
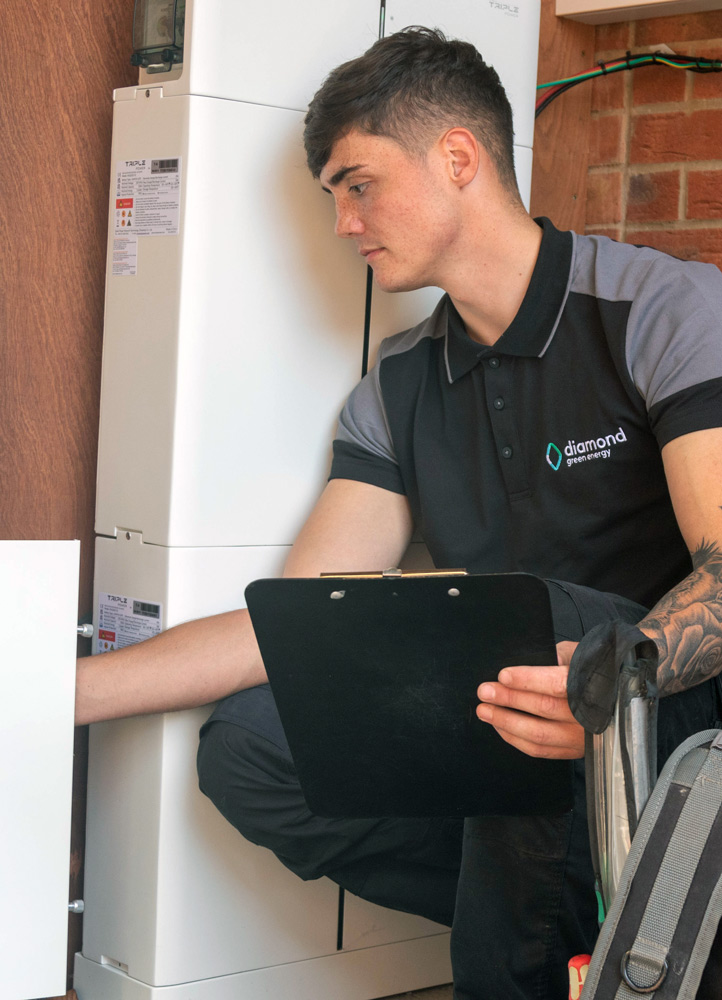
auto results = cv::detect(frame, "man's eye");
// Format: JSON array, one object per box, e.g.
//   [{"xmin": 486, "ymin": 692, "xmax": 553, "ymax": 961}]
[{"xmin": 349, "ymin": 183, "xmax": 368, "ymax": 195}]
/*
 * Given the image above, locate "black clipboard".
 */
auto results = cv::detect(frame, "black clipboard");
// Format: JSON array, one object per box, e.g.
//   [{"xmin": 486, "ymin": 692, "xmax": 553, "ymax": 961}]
[{"xmin": 245, "ymin": 572, "xmax": 573, "ymax": 818}]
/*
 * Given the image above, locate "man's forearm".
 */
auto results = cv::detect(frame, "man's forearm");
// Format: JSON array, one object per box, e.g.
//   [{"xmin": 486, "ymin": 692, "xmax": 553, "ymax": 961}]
[
  {"xmin": 639, "ymin": 539, "xmax": 722, "ymax": 696},
  {"xmin": 75, "ymin": 608, "xmax": 267, "ymax": 725}
]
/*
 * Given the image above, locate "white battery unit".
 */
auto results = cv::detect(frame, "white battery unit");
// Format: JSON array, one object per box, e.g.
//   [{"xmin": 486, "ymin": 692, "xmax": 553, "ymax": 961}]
[
  {"xmin": 76, "ymin": 532, "xmax": 450, "ymax": 999},
  {"xmin": 95, "ymin": 89, "xmax": 443, "ymax": 548}
]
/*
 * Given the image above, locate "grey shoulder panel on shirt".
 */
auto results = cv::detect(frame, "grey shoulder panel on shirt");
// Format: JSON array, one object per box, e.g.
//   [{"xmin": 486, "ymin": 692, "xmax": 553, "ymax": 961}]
[
  {"xmin": 374, "ymin": 296, "xmax": 448, "ymax": 362},
  {"xmin": 335, "ymin": 298, "xmax": 447, "ymax": 465},
  {"xmin": 570, "ymin": 234, "xmax": 722, "ymax": 410}
]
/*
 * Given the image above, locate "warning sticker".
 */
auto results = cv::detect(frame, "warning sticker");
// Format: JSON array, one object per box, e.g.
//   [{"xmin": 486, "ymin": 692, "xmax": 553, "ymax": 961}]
[
  {"xmin": 96, "ymin": 592, "xmax": 163, "ymax": 653},
  {"xmin": 114, "ymin": 157, "xmax": 181, "ymax": 237},
  {"xmin": 112, "ymin": 235, "xmax": 138, "ymax": 276}
]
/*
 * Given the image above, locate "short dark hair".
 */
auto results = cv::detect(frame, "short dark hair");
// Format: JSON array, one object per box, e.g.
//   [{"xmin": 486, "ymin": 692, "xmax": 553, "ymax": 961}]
[{"xmin": 303, "ymin": 26, "xmax": 518, "ymax": 196}]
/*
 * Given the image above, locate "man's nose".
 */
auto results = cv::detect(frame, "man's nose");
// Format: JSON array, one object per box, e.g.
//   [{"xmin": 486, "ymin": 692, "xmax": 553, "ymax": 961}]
[{"xmin": 334, "ymin": 203, "xmax": 364, "ymax": 238}]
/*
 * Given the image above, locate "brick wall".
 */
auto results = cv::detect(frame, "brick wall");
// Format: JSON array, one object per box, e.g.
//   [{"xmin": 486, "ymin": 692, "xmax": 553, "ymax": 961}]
[{"xmin": 586, "ymin": 10, "xmax": 722, "ymax": 268}]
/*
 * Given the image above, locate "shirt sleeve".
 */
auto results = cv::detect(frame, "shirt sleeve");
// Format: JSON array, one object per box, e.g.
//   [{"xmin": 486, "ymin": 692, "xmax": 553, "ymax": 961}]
[
  {"xmin": 329, "ymin": 359, "xmax": 406, "ymax": 494},
  {"xmin": 626, "ymin": 257, "xmax": 722, "ymax": 449}
]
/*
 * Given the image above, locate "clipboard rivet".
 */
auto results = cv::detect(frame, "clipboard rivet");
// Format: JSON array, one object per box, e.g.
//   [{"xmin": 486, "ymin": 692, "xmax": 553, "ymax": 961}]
[
  {"xmin": 448, "ymin": 588, "xmax": 460, "ymax": 597},
  {"xmin": 330, "ymin": 590, "xmax": 345, "ymax": 600}
]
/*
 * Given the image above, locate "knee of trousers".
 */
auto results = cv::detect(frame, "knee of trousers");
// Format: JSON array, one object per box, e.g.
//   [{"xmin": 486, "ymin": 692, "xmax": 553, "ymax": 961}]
[
  {"xmin": 197, "ymin": 720, "xmax": 309, "ymax": 857},
  {"xmin": 197, "ymin": 720, "xmax": 426, "ymax": 884}
]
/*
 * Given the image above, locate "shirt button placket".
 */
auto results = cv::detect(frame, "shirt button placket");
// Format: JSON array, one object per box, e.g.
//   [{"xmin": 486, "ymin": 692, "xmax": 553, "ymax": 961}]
[{"xmin": 483, "ymin": 357, "xmax": 528, "ymax": 494}]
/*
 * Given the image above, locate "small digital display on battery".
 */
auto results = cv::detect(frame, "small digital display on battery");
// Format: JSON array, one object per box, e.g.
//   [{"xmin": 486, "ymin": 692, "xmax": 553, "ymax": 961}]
[
  {"xmin": 133, "ymin": 600, "xmax": 161, "ymax": 619},
  {"xmin": 151, "ymin": 158, "xmax": 179, "ymax": 173}
]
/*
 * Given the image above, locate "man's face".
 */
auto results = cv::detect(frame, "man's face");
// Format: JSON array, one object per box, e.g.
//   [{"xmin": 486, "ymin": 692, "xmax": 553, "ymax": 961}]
[{"xmin": 319, "ymin": 129, "xmax": 459, "ymax": 293}]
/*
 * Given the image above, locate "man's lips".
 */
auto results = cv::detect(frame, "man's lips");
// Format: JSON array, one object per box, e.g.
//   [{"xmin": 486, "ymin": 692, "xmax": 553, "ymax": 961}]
[{"xmin": 360, "ymin": 247, "xmax": 384, "ymax": 261}]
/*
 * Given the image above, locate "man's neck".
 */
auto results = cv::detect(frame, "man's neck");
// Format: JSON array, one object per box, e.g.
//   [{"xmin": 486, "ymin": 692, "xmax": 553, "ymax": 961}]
[{"xmin": 445, "ymin": 213, "xmax": 543, "ymax": 347}]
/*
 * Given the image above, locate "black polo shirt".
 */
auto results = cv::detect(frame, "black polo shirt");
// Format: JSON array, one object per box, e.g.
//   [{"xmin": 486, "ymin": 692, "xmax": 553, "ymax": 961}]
[{"xmin": 330, "ymin": 218, "xmax": 722, "ymax": 608}]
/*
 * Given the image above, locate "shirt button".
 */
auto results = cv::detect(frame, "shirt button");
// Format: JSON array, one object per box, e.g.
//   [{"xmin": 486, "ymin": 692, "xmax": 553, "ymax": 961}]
[
  {"xmin": 488, "ymin": 357, "xmax": 501, "ymax": 369},
  {"xmin": 493, "ymin": 397, "xmax": 505, "ymax": 410},
  {"xmin": 501, "ymin": 446, "xmax": 513, "ymax": 459}
]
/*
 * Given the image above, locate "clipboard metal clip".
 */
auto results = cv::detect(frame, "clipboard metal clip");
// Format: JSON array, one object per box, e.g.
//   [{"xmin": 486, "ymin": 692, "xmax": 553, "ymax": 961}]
[{"xmin": 320, "ymin": 567, "xmax": 468, "ymax": 580}]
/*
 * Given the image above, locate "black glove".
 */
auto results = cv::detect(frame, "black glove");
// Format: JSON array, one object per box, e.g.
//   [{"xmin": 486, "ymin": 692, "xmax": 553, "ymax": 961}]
[{"xmin": 567, "ymin": 621, "xmax": 659, "ymax": 733}]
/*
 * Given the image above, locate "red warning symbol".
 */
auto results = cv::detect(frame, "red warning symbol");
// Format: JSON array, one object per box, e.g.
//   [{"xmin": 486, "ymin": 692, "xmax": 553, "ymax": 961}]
[{"xmin": 116, "ymin": 198, "xmax": 133, "ymax": 209}]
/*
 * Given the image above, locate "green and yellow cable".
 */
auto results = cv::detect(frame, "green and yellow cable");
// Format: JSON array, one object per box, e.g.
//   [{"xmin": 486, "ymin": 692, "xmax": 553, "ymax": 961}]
[{"xmin": 536, "ymin": 51, "xmax": 722, "ymax": 117}]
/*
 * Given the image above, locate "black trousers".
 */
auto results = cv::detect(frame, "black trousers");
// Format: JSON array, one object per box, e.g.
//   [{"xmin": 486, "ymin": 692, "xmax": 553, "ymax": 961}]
[{"xmin": 197, "ymin": 580, "xmax": 722, "ymax": 1000}]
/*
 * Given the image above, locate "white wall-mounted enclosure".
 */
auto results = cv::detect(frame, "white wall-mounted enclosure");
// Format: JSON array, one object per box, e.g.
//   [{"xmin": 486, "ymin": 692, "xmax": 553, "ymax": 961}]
[{"xmin": 2, "ymin": 541, "xmax": 79, "ymax": 1000}]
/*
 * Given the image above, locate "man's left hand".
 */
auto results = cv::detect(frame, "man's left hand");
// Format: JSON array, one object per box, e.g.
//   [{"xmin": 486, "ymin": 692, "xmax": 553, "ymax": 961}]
[{"xmin": 476, "ymin": 641, "xmax": 585, "ymax": 759}]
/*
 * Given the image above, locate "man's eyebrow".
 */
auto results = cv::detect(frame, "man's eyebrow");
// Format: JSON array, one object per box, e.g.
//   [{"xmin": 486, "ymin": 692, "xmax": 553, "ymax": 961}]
[{"xmin": 320, "ymin": 164, "xmax": 365, "ymax": 192}]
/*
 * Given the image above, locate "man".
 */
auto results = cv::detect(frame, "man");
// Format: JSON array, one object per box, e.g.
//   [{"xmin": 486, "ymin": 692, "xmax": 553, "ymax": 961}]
[{"xmin": 76, "ymin": 28, "xmax": 722, "ymax": 1000}]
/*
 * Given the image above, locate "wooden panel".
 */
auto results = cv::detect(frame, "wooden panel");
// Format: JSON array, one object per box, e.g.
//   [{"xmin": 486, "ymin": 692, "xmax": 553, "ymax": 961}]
[
  {"xmin": 530, "ymin": 0, "xmax": 596, "ymax": 231},
  {"xmin": 0, "ymin": 1, "xmax": 137, "ymax": 990}
]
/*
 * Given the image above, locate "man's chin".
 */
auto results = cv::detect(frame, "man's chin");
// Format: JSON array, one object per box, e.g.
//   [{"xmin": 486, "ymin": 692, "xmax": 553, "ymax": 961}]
[{"xmin": 370, "ymin": 270, "xmax": 429, "ymax": 294}]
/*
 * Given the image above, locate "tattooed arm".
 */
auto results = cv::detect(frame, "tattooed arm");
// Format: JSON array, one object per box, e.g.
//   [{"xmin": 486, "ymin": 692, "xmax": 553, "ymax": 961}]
[{"xmin": 638, "ymin": 428, "xmax": 722, "ymax": 696}]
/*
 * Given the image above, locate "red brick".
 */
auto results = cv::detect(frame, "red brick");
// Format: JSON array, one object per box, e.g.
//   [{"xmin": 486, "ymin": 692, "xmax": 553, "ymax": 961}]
[
  {"xmin": 627, "ymin": 170, "xmax": 681, "ymax": 221},
  {"xmin": 589, "ymin": 114, "xmax": 625, "ymax": 166},
  {"xmin": 585, "ymin": 226, "xmax": 623, "ymax": 240},
  {"xmin": 630, "ymin": 109, "xmax": 722, "ymax": 164},
  {"xmin": 635, "ymin": 11, "xmax": 722, "ymax": 47},
  {"xmin": 690, "ymin": 44, "xmax": 722, "ymax": 101},
  {"xmin": 688, "ymin": 170, "xmax": 722, "ymax": 219},
  {"xmin": 595, "ymin": 22, "xmax": 632, "ymax": 51},
  {"xmin": 586, "ymin": 171, "xmax": 623, "ymax": 224},
  {"xmin": 591, "ymin": 69, "xmax": 626, "ymax": 112},
  {"xmin": 625, "ymin": 226, "xmax": 722, "ymax": 268},
  {"xmin": 632, "ymin": 63, "xmax": 687, "ymax": 106}
]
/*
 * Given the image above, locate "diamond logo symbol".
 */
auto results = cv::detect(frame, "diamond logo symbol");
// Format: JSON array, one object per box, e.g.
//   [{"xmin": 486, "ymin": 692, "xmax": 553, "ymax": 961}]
[{"xmin": 546, "ymin": 442, "xmax": 562, "ymax": 470}]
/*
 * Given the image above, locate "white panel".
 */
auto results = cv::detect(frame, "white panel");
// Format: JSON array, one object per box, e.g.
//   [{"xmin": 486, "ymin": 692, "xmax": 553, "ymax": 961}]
[
  {"xmin": 185, "ymin": 0, "xmax": 381, "ymax": 108},
  {"xmin": 131, "ymin": 0, "xmax": 382, "ymax": 108},
  {"xmin": 84, "ymin": 539, "xmax": 336, "ymax": 985},
  {"xmin": 515, "ymin": 143, "xmax": 534, "ymax": 212},
  {"xmin": 75, "ymin": 932, "xmax": 451, "ymax": 1000},
  {"xmin": 84, "ymin": 536, "xmax": 446, "ymax": 987},
  {"xmin": 0, "ymin": 540, "xmax": 79, "ymax": 1000},
  {"xmin": 95, "ymin": 92, "xmax": 368, "ymax": 548},
  {"xmin": 384, "ymin": 0, "xmax": 541, "ymax": 149}
]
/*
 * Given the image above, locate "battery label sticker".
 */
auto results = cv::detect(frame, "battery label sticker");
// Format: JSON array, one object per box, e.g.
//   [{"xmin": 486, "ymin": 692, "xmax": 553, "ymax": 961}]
[
  {"xmin": 114, "ymin": 157, "xmax": 181, "ymax": 236},
  {"xmin": 96, "ymin": 592, "xmax": 163, "ymax": 653},
  {"xmin": 112, "ymin": 235, "xmax": 138, "ymax": 276}
]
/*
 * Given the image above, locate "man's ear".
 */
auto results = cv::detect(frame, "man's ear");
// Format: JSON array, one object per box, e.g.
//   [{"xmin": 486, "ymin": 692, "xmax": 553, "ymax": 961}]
[{"xmin": 440, "ymin": 128, "xmax": 480, "ymax": 187}]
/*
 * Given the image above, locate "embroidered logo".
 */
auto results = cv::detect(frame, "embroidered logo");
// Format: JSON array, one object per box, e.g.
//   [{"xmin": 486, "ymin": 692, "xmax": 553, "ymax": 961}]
[
  {"xmin": 546, "ymin": 442, "xmax": 563, "ymax": 470},
  {"xmin": 546, "ymin": 426, "xmax": 628, "ymax": 470}
]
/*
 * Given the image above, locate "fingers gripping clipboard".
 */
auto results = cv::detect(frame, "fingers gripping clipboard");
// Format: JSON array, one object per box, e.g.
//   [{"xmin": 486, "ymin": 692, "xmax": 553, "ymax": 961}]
[{"xmin": 244, "ymin": 571, "xmax": 573, "ymax": 818}]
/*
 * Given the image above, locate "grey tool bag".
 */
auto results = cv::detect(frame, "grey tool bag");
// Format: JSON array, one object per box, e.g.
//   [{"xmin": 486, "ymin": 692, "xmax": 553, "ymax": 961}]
[{"xmin": 580, "ymin": 728, "xmax": 722, "ymax": 998}]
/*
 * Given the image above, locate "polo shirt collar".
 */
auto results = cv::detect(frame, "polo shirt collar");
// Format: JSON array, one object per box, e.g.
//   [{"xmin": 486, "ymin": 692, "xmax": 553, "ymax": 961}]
[{"xmin": 444, "ymin": 217, "xmax": 574, "ymax": 383}]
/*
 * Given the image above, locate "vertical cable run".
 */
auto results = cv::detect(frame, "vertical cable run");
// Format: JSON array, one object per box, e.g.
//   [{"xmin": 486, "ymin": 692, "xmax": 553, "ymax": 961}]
[
  {"xmin": 379, "ymin": 0, "xmax": 386, "ymax": 39},
  {"xmin": 336, "ymin": 886, "xmax": 346, "ymax": 950},
  {"xmin": 362, "ymin": 265, "xmax": 373, "ymax": 378}
]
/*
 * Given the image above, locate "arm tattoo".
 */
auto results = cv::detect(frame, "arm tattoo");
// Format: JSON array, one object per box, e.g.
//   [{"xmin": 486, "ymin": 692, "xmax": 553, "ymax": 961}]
[{"xmin": 639, "ymin": 539, "xmax": 722, "ymax": 696}]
